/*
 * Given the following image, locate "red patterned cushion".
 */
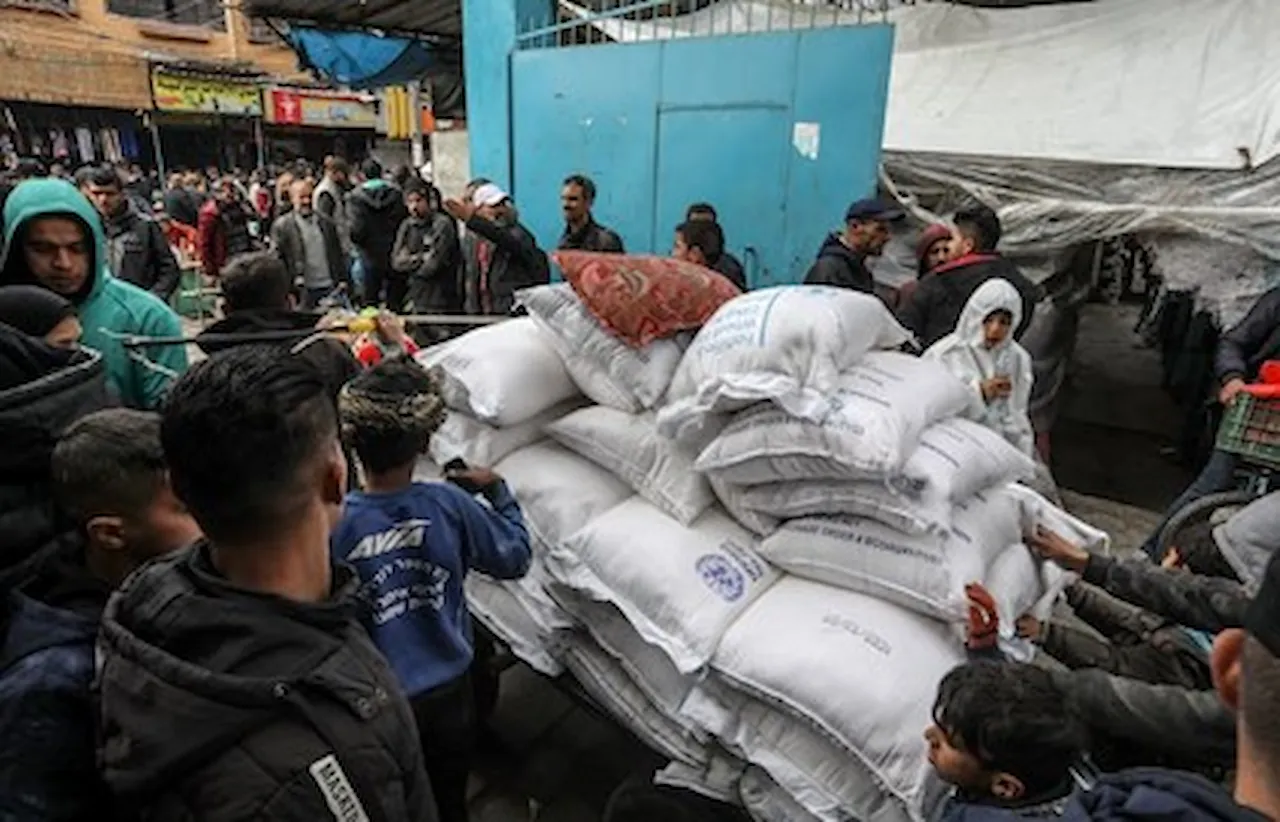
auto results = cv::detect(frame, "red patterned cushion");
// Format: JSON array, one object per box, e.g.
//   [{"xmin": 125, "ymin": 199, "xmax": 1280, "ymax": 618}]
[{"xmin": 554, "ymin": 251, "xmax": 742, "ymax": 348}]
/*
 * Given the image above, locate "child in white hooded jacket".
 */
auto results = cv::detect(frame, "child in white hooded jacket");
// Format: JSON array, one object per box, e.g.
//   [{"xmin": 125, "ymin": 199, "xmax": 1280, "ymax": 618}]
[{"xmin": 925, "ymin": 278, "xmax": 1036, "ymax": 457}]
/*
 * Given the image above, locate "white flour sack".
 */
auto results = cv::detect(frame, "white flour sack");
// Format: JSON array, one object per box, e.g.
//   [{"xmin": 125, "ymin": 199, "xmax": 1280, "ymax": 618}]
[
  {"xmin": 494, "ymin": 441, "xmax": 633, "ymax": 547},
  {"xmin": 553, "ymin": 587, "xmax": 705, "ymax": 733},
  {"xmin": 429, "ymin": 399, "xmax": 583, "ymax": 467},
  {"xmin": 738, "ymin": 478, "xmax": 949, "ymax": 536},
  {"xmin": 1005, "ymin": 483, "xmax": 1111, "ymax": 556},
  {"xmin": 560, "ymin": 635, "xmax": 711, "ymax": 768},
  {"xmin": 710, "ymin": 578, "xmax": 962, "ymax": 822},
  {"xmin": 756, "ymin": 488, "xmax": 1024, "ymax": 621},
  {"xmin": 464, "ymin": 575, "xmax": 563, "ymax": 676},
  {"xmin": 545, "ymin": 406, "xmax": 714, "ymax": 524},
  {"xmin": 415, "ymin": 318, "xmax": 579, "ymax": 426},
  {"xmin": 694, "ymin": 353, "xmax": 974, "ymax": 485},
  {"xmin": 709, "ymin": 474, "xmax": 779, "ymax": 537},
  {"xmin": 659, "ymin": 287, "xmax": 911, "ymax": 445},
  {"xmin": 895, "ymin": 418, "xmax": 1036, "ymax": 506},
  {"xmin": 518, "ymin": 283, "xmax": 687, "ymax": 412},
  {"xmin": 549, "ymin": 498, "xmax": 779, "ymax": 673},
  {"xmin": 684, "ymin": 678, "xmax": 925, "ymax": 822}
]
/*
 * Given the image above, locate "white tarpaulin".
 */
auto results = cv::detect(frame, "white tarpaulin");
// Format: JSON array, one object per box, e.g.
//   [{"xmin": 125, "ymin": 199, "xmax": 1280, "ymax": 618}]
[{"xmin": 565, "ymin": 0, "xmax": 1280, "ymax": 170}]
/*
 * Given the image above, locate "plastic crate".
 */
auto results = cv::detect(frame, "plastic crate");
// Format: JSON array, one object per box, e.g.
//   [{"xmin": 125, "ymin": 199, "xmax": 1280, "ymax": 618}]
[{"xmin": 1216, "ymin": 394, "xmax": 1280, "ymax": 470}]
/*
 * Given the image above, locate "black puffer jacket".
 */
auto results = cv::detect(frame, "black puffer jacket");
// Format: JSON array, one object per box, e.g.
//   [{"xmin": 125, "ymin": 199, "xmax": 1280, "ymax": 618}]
[
  {"xmin": 463, "ymin": 215, "xmax": 549, "ymax": 315},
  {"xmin": 0, "ymin": 329, "xmax": 109, "ymax": 590},
  {"xmin": 1214, "ymin": 285, "xmax": 1280, "ymax": 386},
  {"xmin": 803, "ymin": 233, "xmax": 874, "ymax": 293},
  {"xmin": 898, "ymin": 253, "xmax": 1040, "ymax": 348},
  {"xmin": 96, "ymin": 544, "xmax": 439, "ymax": 822}
]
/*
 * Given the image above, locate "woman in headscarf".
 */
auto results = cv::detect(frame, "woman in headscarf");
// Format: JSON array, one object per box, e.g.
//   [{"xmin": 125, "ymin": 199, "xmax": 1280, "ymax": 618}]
[
  {"xmin": 924, "ymin": 277, "xmax": 1034, "ymax": 456},
  {"xmin": 0, "ymin": 285, "xmax": 81, "ymax": 350},
  {"xmin": 897, "ymin": 223, "xmax": 953, "ymax": 309}
]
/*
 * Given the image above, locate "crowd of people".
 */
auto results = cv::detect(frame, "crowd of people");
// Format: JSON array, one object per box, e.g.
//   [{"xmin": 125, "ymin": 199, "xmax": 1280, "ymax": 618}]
[{"xmin": 1, "ymin": 148, "xmax": 1280, "ymax": 822}]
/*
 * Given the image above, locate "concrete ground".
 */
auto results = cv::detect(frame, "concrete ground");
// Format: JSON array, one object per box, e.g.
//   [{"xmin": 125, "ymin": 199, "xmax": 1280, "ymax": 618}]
[{"xmin": 177, "ymin": 301, "xmax": 1187, "ymax": 819}]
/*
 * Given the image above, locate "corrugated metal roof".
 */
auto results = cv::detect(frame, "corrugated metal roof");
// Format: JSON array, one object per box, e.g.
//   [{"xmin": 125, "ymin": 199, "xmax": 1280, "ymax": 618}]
[{"xmin": 243, "ymin": 0, "xmax": 462, "ymax": 40}]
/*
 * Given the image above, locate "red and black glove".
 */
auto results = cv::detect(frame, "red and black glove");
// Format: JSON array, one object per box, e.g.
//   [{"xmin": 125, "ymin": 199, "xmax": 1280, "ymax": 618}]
[{"xmin": 964, "ymin": 582, "xmax": 1000, "ymax": 651}]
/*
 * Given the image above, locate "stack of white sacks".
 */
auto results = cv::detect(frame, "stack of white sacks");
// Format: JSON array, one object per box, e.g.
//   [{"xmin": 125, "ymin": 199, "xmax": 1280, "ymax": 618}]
[{"xmin": 415, "ymin": 283, "xmax": 1110, "ymax": 822}]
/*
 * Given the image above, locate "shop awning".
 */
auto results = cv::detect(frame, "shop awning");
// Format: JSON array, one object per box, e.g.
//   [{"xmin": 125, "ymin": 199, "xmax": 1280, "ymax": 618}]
[{"xmin": 244, "ymin": 0, "xmax": 462, "ymax": 40}]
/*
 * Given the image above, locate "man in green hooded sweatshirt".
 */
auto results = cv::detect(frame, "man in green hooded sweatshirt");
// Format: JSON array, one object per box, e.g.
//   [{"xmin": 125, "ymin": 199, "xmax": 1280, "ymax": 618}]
[{"xmin": 1, "ymin": 179, "xmax": 187, "ymax": 409}]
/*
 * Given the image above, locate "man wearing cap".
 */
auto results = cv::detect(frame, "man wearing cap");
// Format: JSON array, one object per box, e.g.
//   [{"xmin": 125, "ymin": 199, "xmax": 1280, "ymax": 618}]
[
  {"xmin": 803, "ymin": 198, "xmax": 903, "ymax": 295},
  {"xmin": 444, "ymin": 184, "xmax": 548, "ymax": 316}
]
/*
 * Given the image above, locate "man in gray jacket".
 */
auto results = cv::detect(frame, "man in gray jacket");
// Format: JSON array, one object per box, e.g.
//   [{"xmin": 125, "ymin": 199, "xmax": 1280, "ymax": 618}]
[{"xmin": 272, "ymin": 179, "xmax": 349, "ymax": 309}]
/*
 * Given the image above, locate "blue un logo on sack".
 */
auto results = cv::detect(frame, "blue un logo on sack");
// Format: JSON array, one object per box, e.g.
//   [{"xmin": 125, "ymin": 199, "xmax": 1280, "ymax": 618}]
[{"xmin": 696, "ymin": 553, "xmax": 745, "ymax": 602}]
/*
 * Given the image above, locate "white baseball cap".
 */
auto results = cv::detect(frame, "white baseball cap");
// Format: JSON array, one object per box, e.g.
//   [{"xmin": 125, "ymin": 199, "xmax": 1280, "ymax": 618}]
[{"xmin": 472, "ymin": 183, "xmax": 510, "ymax": 207}]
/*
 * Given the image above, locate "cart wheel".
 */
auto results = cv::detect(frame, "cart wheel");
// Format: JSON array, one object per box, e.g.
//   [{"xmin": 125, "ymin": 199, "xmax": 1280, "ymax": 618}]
[{"xmin": 1155, "ymin": 489, "xmax": 1257, "ymax": 559}]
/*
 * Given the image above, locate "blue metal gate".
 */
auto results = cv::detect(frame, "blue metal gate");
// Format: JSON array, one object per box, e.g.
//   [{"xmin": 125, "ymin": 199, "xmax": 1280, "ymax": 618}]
[{"xmin": 504, "ymin": 0, "xmax": 894, "ymax": 286}]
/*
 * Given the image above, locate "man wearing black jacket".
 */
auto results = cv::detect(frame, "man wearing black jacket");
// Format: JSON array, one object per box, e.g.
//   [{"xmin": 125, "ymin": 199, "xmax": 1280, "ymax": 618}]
[
  {"xmin": 349, "ymin": 159, "xmax": 409, "ymax": 310},
  {"xmin": 393, "ymin": 179, "xmax": 461, "ymax": 318},
  {"xmin": 558, "ymin": 174, "xmax": 624, "ymax": 253},
  {"xmin": 804, "ymin": 198, "xmax": 903, "ymax": 296},
  {"xmin": 445, "ymin": 183, "xmax": 549, "ymax": 316},
  {"xmin": 897, "ymin": 205, "xmax": 1039, "ymax": 347},
  {"xmin": 85, "ymin": 165, "xmax": 181, "ymax": 301},
  {"xmin": 1138, "ymin": 286, "xmax": 1280, "ymax": 559},
  {"xmin": 96, "ymin": 346, "xmax": 439, "ymax": 822}
]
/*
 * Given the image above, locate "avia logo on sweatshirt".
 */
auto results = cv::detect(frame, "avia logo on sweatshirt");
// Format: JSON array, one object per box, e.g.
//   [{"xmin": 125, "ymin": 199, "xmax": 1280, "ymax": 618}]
[
  {"xmin": 346, "ymin": 519, "xmax": 430, "ymax": 561},
  {"xmin": 309, "ymin": 753, "xmax": 371, "ymax": 822}
]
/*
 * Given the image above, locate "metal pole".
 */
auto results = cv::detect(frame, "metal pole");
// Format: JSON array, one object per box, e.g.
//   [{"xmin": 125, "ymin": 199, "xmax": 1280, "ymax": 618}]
[
  {"xmin": 408, "ymin": 80, "xmax": 426, "ymax": 171},
  {"xmin": 148, "ymin": 112, "xmax": 167, "ymax": 181}
]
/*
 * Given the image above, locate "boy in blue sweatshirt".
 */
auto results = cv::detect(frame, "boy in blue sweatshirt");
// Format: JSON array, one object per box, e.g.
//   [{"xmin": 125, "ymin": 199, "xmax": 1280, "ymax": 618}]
[{"xmin": 331, "ymin": 358, "xmax": 532, "ymax": 822}]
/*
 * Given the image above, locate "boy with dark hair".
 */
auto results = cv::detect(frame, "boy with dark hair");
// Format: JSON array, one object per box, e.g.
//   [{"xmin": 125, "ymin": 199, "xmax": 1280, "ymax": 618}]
[
  {"xmin": 196, "ymin": 251, "xmax": 360, "ymax": 399},
  {"xmin": 673, "ymin": 221, "xmax": 725, "ymax": 271},
  {"xmin": 333, "ymin": 358, "xmax": 532, "ymax": 822},
  {"xmin": 1, "ymin": 408, "xmax": 198, "ymax": 821},
  {"xmin": 685, "ymin": 202, "xmax": 746, "ymax": 290},
  {"xmin": 95, "ymin": 347, "xmax": 439, "ymax": 821},
  {"xmin": 927, "ymin": 659, "xmax": 1087, "ymax": 821}
]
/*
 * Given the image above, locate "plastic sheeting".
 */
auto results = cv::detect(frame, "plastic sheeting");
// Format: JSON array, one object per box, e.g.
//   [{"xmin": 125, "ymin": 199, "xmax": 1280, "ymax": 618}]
[
  {"xmin": 285, "ymin": 29, "xmax": 448, "ymax": 89},
  {"xmin": 568, "ymin": 0, "xmax": 1280, "ymax": 170}
]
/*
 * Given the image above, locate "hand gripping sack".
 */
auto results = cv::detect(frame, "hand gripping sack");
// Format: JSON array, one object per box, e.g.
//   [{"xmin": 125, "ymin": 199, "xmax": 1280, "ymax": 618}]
[
  {"xmin": 415, "ymin": 317, "xmax": 579, "ymax": 426},
  {"xmin": 1004, "ymin": 483, "xmax": 1111, "ymax": 556},
  {"xmin": 755, "ymin": 488, "xmax": 1024, "ymax": 622},
  {"xmin": 694, "ymin": 353, "xmax": 975, "ymax": 485},
  {"xmin": 659, "ymin": 287, "xmax": 912, "ymax": 445},
  {"xmin": 519, "ymin": 283, "xmax": 686, "ymax": 411},
  {"xmin": 710, "ymin": 578, "xmax": 962, "ymax": 822},
  {"xmin": 429, "ymin": 400, "xmax": 584, "ymax": 468},
  {"xmin": 556, "ymin": 250, "xmax": 741, "ymax": 347},
  {"xmin": 549, "ymin": 498, "xmax": 780, "ymax": 673},
  {"xmin": 494, "ymin": 441, "xmax": 633, "ymax": 548},
  {"xmin": 545, "ymin": 406, "xmax": 715, "ymax": 524}
]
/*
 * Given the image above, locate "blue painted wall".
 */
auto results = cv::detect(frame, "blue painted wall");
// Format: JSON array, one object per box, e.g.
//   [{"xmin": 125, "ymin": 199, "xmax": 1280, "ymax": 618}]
[{"xmin": 464, "ymin": 7, "xmax": 893, "ymax": 287}]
